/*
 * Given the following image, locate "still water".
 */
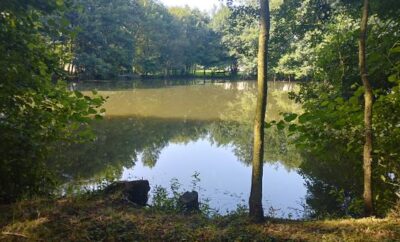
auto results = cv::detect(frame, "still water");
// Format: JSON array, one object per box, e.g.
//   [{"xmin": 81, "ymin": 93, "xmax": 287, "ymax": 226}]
[{"xmin": 59, "ymin": 79, "xmax": 305, "ymax": 218}]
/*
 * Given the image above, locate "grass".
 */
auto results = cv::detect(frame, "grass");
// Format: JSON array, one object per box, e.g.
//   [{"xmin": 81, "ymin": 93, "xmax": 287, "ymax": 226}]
[{"xmin": 0, "ymin": 191, "xmax": 399, "ymax": 241}]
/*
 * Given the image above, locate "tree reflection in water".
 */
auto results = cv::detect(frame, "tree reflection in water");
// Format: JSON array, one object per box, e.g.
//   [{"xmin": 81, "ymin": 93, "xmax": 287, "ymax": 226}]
[
  {"xmin": 53, "ymin": 80, "xmax": 399, "ymax": 218},
  {"xmin": 49, "ymin": 80, "xmax": 312, "ymax": 216},
  {"xmin": 50, "ymin": 81, "xmax": 301, "ymax": 184}
]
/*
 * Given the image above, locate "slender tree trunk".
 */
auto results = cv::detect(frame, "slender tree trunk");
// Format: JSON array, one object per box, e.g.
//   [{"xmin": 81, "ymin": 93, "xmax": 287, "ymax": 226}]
[
  {"xmin": 249, "ymin": 0, "xmax": 270, "ymax": 223},
  {"xmin": 67, "ymin": 63, "xmax": 72, "ymax": 75},
  {"xmin": 359, "ymin": 0, "xmax": 373, "ymax": 217}
]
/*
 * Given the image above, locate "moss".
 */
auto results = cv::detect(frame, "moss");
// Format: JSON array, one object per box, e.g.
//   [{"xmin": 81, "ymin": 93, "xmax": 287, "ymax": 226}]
[{"xmin": 0, "ymin": 193, "xmax": 399, "ymax": 241}]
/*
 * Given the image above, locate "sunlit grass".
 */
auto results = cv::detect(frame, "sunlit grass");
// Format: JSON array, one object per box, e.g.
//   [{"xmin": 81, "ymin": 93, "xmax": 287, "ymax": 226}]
[{"xmin": 1, "ymin": 193, "xmax": 398, "ymax": 241}]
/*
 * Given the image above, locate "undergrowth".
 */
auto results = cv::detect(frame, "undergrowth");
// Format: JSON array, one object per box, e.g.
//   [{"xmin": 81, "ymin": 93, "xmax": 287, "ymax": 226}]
[{"xmin": 0, "ymin": 174, "xmax": 399, "ymax": 241}]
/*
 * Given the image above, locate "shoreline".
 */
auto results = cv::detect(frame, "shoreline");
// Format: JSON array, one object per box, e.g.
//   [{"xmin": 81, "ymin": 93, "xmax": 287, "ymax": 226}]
[{"xmin": 1, "ymin": 190, "xmax": 398, "ymax": 241}]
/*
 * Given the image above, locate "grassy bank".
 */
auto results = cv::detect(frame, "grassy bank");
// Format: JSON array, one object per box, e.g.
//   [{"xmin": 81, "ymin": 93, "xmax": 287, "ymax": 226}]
[{"xmin": 0, "ymin": 191, "xmax": 399, "ymax": 241}]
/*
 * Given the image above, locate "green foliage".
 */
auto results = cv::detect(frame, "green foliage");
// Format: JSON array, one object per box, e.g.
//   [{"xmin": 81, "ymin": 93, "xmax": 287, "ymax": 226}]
[
  {"xmin": 151, "ymin": 178, "xmax": 184, "ymax": 213},
  {"xmin": 61, "ymin": 0, "xmax": 231, "ymax": 79},
  {"xmin": 212, "ymin": 4, "xmax": 259, "ymax": 75},
  {"xmin": 60, "ymin": 0, "xmax": 140, "ymax": 79},
  {"xmin": 274, "ymin": 1, "xmax": 400, "ymax": 217},
  {"xmin": 0, "ymin": 1, "xmax": 105, "ymax": 202},
  {"xmin": 151, "ymin": 174, "xmax": 214, "ymax": 216}
]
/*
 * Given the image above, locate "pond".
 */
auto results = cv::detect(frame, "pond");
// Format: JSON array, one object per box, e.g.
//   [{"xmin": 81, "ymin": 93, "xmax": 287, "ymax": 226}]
[{"xmin": 54, "ymin": 79, "xmax": 306, "ymax": 218}]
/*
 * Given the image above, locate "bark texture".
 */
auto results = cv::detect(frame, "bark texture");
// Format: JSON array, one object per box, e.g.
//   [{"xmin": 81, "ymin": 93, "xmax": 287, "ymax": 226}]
[
  {"xmin": 359, "ymin": 0, "xmax": 374, "ymax": 217},
  {"xmin": 249, "ymin": 0, "xmax": 270, "ymax": 223}
]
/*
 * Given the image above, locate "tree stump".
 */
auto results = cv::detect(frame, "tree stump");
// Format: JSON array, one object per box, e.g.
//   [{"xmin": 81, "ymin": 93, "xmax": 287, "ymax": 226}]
[
  {"xmin": 105, "ymin": 180, "xmax": 150, "ymax": 206},
  {"xmin": 178, "ymin": 191, "xmax": 199, "ymax": 212}
]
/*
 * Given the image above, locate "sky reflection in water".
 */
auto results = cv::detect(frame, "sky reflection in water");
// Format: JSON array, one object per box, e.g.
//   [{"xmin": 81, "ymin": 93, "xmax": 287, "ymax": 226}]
[
  {"xmin": 70, "ymin": 80, "xmax": 306, "ymax": 218},
  {"xmin": 122, "ymin": 138, "xmax": 306, "ymax": 218}
]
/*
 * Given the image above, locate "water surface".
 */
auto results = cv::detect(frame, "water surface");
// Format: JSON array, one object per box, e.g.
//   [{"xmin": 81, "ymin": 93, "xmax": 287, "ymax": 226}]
[{"xmin": 57, "ymin": 80, "xmax": 306, "ymax": 218}]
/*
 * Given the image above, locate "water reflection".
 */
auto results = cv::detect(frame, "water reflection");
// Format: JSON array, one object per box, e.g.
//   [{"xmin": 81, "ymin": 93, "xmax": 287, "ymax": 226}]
[
  {"xmin": 122, "ymin": 140, "xmax": 305, "ymax": 218},
  {"xmin": 51, "ymin": 80, "xmax": 305, "ymax": 217}
]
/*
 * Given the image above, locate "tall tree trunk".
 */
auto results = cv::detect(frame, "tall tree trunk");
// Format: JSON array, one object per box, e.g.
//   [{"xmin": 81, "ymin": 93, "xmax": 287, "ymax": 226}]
[
  {"xmin": 359, "ymin": 0, "xmax": 373, "ymax": 217},
  {"xmin": 249, "ymin": 0, "xmax": 270, "ymax": 223}
]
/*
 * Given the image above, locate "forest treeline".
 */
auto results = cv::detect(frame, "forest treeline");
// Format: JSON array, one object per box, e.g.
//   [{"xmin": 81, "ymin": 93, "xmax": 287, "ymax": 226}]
[
  {"xmin": 1, "ymin": 0, "xmax": 400, "ymax": 219},
  {"xmin": 12, "ymin": 0, "xmax": 315, "ymax": 80},
  {"xmin": 60, "ymin": 0, "xmax": 231, "ymax": 79},
  {"xmin": 60, "ymin": 0, "xmax": 299, "ymax": 80}
]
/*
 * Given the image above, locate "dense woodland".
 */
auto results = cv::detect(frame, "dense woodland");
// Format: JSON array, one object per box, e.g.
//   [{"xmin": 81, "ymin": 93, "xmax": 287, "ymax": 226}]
[{"xmin": 1, "ymin": 0, "xmax": 400, "ymax": 225}]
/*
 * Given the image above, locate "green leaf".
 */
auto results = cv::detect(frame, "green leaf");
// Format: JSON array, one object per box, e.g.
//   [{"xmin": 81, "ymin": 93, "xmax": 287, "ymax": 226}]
[
  {"xmin": 349, "ymin": 96, "xmax": 359, "ymax": 106},
  {"xmin": 277, "ymin": 121, "xmax": 285, "ymax": 130},
  {"xmin": 283, "ymin": 113, "xmax": 298, "ymax": 122},
  {"xmin": 61, "ymin": 18, "xmax": 69, "ymax": 27},
  {"xmin": 55, "ymin": 0, "xmax": 64, "ymax": 7},
  {"xmin": 265, "ymin": 122, "xmax": 273, "ymax": 129},
  {"xmin": 74, "ymin": 91, "xmax": 83, "ymax": 98},
  {"xmin": 88, "ymin": 108, "xmax": 97, "ymax": 114},
  {"xmin": 320, "ymin": 101, "xmax": 329, "ymax": 107},
  {"xmin": 334, "ymin": 97, "xmax": 344, "ymax": 104},
  {"xmin": 354, "ymin": 87, "xmax": 365, "ymax": 97},
  {"xmin": 298, "ymin": 113, "xmax": 313, "ymax": 123},
  {"xmin": 390, "ymin": 46, "xmax": 400, "ymax": 53},
  {"xmin": 388, "ymin": 74, "xmax": 398, "ymax": 83},
  {"xmin": 288, "ymin": 124, "xmax": 297, "ymax": 132}
]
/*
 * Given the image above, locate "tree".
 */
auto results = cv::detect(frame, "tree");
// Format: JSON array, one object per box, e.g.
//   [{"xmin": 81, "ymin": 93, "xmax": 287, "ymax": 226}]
[
  {"xmin": 64, "ymin": 0, "xmax": 140, "ymax": 80},
  {"xmin": 275, "ymin": 0, "xmax": 400, "ymax": 217},
  {"xmin": 249, "ymin": 0, "xmax": 270, "ymax": 222},
  {"xmin": 62, "ymin": 0, "xmax": 230, "ymax": 79},
  {"xmin": 0, "ymin": 0, "xmax": 105, "ymax": 202},
  {"xmin": 358, "ymin": 0, "xmax": 373, "ymax": 217},
  {"xmin": 212, "ymin": 3, "xmax": 259, "ymax": 75}
]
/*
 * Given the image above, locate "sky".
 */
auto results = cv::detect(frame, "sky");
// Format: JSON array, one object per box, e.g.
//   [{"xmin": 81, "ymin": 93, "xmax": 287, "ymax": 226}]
[{"xmin": 159, "ymin": 0, "xmax": 221, "ymax": 12}]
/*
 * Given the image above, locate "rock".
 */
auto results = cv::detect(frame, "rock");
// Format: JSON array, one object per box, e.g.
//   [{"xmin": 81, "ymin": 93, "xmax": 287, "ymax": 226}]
[
  {"xmin": 105, "ymin": 180, "xmax": 150, "ymax": 206},
  {"xmin": 124, "ymin": 180, "xmax": 150, "ymax": 206},
  {"xmin": 178, "ymin": 191, "xmax": 199, "ymax": 212}
]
